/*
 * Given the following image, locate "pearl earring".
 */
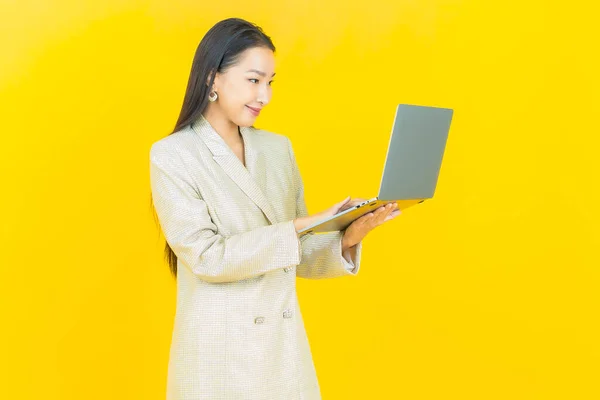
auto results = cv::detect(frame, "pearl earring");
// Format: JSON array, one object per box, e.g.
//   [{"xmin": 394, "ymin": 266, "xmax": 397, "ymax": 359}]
[{"xmin": 208, "ymin": 90, "xmax": 218, "ymax": 102}]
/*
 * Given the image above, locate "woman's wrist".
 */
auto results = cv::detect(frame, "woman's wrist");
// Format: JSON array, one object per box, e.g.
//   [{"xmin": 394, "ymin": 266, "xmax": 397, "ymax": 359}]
[
  {"xmin": 341, "ymin": 231, "xmax": 356, "ymax": 250},
  {"xmin": 293, "ymin": 217, "xmax": 304, "ymax": 233}
]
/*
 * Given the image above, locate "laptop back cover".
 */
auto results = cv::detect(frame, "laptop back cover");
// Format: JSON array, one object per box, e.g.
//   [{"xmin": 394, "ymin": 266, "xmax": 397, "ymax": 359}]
[{"xmin": 378, "ymin": 104, "xmax": 454, "ymax": 200}]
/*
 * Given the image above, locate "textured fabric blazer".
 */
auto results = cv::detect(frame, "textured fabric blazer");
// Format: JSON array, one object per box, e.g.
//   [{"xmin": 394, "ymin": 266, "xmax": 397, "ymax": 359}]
[{"xmin": 149, "ymin": 114, "xmax": 363, "ymax": 400}]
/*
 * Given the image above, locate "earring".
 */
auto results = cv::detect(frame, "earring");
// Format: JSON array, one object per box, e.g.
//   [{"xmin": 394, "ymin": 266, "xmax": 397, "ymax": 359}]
[{"xmin": 208, "ymin": 90, "xmax": 218, "ymax": 102}]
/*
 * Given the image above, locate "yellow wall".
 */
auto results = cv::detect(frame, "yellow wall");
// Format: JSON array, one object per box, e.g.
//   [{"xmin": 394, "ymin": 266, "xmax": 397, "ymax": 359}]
[{"xmin": 1, "ymin": 1, "xmax": 598, "ymax": 398}]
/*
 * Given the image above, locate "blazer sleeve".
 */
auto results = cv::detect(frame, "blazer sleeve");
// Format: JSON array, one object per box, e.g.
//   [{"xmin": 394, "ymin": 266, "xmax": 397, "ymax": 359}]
[
  {"xmin": 286, "ymin": 137, "xmax": 363, "ymax": 279},
  {"xmin": 149, "ymin": 143, "xmax": 303, "ymax": 283}
]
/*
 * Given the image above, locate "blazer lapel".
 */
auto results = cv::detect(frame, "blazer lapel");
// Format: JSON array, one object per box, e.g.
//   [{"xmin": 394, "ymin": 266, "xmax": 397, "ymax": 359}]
[{"xmin": 191, "ymin": 114, "xmax": 279, "ymax": 225}]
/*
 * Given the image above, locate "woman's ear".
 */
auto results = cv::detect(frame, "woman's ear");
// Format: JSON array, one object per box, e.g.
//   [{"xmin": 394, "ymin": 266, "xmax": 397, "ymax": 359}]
[
  {"xmin": 206, "ymin": 69, "xmax": 221, "ymax": 89},
  {"xmin": 206, "ymin": 69, "xmax": 215, "ymax": 87}
]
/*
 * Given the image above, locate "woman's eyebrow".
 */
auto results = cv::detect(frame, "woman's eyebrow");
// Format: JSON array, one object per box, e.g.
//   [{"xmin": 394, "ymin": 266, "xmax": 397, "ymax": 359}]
[{"xmin": 246, "ymin": 69, "xmax": 276, "ymax": 77}]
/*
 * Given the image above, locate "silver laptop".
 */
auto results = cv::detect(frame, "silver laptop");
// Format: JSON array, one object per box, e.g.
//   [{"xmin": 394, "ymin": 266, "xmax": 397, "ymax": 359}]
[{"xmin": 298, "ymin": 103, "xmax": 454, "ymax": 236}]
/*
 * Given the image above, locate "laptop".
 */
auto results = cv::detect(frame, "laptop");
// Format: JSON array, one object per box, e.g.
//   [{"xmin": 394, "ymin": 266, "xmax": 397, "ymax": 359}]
[{"xmin": 297, "ymin": 103, "xmax": 454, "ymax": 236}]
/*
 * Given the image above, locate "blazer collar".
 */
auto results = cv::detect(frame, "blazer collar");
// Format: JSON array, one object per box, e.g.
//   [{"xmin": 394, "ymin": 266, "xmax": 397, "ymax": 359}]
[{"xmin": 191, "ymin": 114, "xmax": 279, "ymax": 225}]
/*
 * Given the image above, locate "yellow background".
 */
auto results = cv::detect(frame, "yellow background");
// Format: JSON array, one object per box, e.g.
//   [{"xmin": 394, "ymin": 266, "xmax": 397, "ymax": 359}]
[{"xmin": 1, "ymin": 0, "xmax": 599, "ymax": 398}]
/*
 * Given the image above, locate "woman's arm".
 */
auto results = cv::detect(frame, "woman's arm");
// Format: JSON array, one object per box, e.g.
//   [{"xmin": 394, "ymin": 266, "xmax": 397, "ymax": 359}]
[
  {"xmin": 286, "ymin": 137, "xmax": 363, "ymax": 279},
  {"xmin": 150, "ymin": 144, "xmax": 303, "ymax": 283}
]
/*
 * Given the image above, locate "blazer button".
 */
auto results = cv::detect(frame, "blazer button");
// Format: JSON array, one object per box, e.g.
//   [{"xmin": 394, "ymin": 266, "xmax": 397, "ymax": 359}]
[
  {"xmin": 254, "ymin": 317, "xmax": 265, "ymax": 324},
  {"xmin": 284, "ymin": 267, "xmax": 294, "ymax": 273},
  {"xmin": 283, "ymin": 309, "xmax": 293, "ymax": 319}
]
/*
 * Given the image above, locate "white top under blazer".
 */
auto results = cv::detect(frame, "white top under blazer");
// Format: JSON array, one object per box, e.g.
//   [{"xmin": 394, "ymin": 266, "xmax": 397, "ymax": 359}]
[{"xmin": 149, "ymin": 113, "xmax": 363, "ymax": 400}]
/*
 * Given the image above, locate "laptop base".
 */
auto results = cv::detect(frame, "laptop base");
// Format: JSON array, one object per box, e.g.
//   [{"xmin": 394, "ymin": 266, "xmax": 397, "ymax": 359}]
[{"xmin": 298, "ymin": 198, "xmax": 425, "ymax": 236}]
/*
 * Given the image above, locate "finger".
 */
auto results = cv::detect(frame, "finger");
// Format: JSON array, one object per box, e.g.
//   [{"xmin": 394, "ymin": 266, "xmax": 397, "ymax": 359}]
[
  {"xmin": 386, "ymin": 203, "xmax": 399, "ymax": 218},
  {"xmin": 341, "ymin": 203, "xmax": 362, "ymax": 213},
  {"xmin": 376, "ymin": 203, "xmax": 393, "ymax": 217},
  {"xmin": 373, "ymin": 203, "xmax": 393, "ymax": 216},
  {"xmin": 364, "ymin": 208, "xmax": 385, "ymax": 228},
  {"xmin": 376, "ymin": 203, "xmax": 396, "ymax": 224},
  {"xmin": 384, "ymin": 210, "xmax": 401, "ymax": 222},
  {"xmin": 347, "ymin": 199, "xmax": 366, "ymax": 208},
  {"xmin": 358, "ymin": 212, "xmax": 375, "ymax": 224},
  {"xmin": 342, "ymin": 199, "xmax": 363, "ymax": 210},
  {"xmin": 334, "ymin": 196, "xmax": 352, "ymax": 212},
  {"xmin": 363, "ymin": 204, "xmax": 390, "ymax": 223}
]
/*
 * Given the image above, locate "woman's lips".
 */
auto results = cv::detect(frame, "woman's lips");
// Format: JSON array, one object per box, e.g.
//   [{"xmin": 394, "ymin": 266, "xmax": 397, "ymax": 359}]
[{"xmin": 246, "ymin": 106, "xmax": 261, "ymax": 116}]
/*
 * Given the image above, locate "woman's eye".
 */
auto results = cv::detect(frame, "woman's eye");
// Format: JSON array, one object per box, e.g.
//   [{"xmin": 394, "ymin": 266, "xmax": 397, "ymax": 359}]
[{"xmin": 249, "ymin": 78, "xmax": 274, "ymax": 86}]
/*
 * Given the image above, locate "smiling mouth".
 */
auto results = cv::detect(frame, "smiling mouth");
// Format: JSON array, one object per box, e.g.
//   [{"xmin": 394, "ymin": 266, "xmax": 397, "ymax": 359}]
[{"xmin": 246, "ymin": 106, "xmax": 261, "ymax": 115}]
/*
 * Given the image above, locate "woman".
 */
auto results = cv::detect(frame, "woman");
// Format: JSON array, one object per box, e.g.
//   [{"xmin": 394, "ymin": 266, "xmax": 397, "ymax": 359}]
[{"xmin": 149, "ymin": 17, "xmax": 401, "ymax": 400}]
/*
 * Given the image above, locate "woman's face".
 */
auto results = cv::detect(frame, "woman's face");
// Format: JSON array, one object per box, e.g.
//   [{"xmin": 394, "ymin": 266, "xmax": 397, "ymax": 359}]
[{"xmin": 210, "ymin": 46, "xmax": 275, "ymax": 127}]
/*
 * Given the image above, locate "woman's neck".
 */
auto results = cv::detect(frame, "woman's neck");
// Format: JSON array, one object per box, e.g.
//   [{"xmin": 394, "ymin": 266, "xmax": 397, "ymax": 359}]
[{"xmin": 202, "ymin": 107, "xmax": 241, "ymax": 143}]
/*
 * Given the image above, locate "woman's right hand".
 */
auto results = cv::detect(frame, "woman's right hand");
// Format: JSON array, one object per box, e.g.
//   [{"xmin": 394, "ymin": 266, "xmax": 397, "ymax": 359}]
[{"xmin": 294, "ymin": 196, "xmax": 364, "ymax": 232}]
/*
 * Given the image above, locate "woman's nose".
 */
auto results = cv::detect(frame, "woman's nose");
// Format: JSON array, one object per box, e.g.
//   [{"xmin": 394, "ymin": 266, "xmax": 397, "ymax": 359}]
[{"xmin": 256, "ymin": 86, "xmax": 270, "ymax": 106}]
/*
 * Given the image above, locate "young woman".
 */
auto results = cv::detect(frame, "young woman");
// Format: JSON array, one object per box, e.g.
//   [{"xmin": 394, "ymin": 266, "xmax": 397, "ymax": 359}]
[{"xmin": 149, "ymin": 17, "xmax": 400, "ymax": 400}]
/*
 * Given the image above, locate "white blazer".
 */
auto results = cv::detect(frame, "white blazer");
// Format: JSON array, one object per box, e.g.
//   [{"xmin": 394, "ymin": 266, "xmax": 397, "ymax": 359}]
[{"xmin": 149, "ymin": 113, "xmax": 363, "ymax": 399}]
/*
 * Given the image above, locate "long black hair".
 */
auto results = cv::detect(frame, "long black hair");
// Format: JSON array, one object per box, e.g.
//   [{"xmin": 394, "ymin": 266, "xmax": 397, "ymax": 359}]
[{"xmin": 150, "ymin": 18, "xmax": 276, "ymax": 278}]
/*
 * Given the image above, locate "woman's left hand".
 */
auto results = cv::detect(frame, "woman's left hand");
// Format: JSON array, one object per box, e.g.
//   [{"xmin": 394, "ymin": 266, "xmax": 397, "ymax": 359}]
[
  {"xmin": 342, "ymin": 202, "xmax": 401, "ymax": 248},
  {"xmin": 337, "ymin": 197, "xmax": 368, "ymax": 213}
]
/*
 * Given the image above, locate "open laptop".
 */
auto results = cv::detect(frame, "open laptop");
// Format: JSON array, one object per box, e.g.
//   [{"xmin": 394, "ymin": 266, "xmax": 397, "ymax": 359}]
[{"xmin": 297, "ymin": 103, "xmax": 454, "ymax": 236}]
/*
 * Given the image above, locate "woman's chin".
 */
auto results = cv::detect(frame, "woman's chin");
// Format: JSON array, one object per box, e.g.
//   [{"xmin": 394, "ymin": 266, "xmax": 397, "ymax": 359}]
[{"xmin": 240, "ymin": 115, "xmax": 257, "ymax": 126}]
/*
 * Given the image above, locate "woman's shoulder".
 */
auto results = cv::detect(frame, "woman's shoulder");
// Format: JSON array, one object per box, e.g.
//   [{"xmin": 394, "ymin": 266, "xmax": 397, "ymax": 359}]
[{"xmin": 149, "ymin": 125, "xmax": 196, "ymax": 161}]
